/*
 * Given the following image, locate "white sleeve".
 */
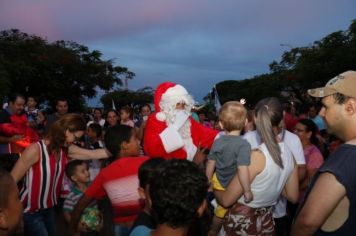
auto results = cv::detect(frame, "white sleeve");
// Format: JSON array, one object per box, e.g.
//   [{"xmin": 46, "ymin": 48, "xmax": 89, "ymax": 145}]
[
  {"xmin": 243, "ymin": 131, "xmax": 261, "ymax": 149},
  {"xmin": 285, "ymin": 132, "xmax": 305, "ymax": 165},
  {"xmin": 159, "ymin": 126, "xmax": 184, "ymax": 153}
]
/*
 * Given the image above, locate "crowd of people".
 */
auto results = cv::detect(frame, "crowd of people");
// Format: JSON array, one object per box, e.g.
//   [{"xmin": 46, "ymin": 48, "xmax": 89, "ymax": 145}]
[{"xmin": 0, "ymin": 70, "xmax": 356, "ymax": 236}]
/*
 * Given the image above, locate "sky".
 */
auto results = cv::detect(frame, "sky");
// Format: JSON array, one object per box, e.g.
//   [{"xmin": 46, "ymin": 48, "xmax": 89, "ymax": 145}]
[{"xmin": 0, "ymin": 0, "xmax": 355, "ymax": 106}]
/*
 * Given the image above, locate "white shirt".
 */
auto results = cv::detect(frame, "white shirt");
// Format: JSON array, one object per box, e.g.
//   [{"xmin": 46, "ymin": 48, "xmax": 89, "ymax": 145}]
[
  {"xmin": 273, "ymin": 129, "xmax": 305, "ymax": 218},
  {"xmin": 243, "ymin": 129, "xmax": 305, "ymax": 217},
  {"xmin": 238, "ymin": 143, "xmax": 294, "ymax": 208},
  {"xmin": 243, "ymin": 130, "xmax": 261, "ymax": 149}
]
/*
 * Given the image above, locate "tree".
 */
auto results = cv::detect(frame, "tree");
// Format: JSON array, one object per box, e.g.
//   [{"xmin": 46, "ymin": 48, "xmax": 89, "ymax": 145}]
[
  {"xmin": 208, "ymin": 19, "xmax": 356, "ymax": 108},
  {"xmin": 101, "ymin": 87, "xmax": 154, "ymax": 111},
  {"xmin": 0, "ymin": 29, "xmax": 135, "ymax": 111},
  {"xmin": 269, "ymin": 19, "xmax": 356, "ymax": 103}
]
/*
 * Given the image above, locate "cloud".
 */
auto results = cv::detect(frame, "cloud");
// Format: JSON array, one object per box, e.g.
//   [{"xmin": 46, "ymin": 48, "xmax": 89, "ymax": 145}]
[{"xmin": 1, "ymin": 0, "xmax": 355, "ymax": 103}]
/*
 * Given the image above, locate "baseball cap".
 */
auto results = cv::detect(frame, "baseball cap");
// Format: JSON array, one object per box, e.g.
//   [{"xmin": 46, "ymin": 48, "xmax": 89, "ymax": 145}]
[{"xmin": 308, "ymin": 70, "xmax": 356, "ymax": 98}]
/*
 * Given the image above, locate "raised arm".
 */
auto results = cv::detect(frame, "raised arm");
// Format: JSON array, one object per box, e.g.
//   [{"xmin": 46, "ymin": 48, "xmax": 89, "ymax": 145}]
[
  {"xmin": 11, "ymin": 143, "xmax": 39, "ymax": 183},
  {"xmin": 68, "ymin": 145, "xmax": 110, "ymax": 160}
]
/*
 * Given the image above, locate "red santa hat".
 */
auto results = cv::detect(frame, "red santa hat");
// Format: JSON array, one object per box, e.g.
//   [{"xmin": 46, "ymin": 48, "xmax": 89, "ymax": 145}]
[{"xmin": 154, "ymin": 82, "xmax": 193, "ymax": 121}]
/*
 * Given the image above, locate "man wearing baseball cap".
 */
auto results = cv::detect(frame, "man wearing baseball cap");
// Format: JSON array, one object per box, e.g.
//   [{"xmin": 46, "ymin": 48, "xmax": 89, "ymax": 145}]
[{"xmin": 292, "ymin": 71, "xmax": 356, "ymax": 235}]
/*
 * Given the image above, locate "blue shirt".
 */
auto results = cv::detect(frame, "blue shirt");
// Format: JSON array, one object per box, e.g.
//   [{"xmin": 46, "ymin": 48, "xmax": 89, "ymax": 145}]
[{"xmin": 129, "ymin": 225, "xmax": 152, "ymax": 236}]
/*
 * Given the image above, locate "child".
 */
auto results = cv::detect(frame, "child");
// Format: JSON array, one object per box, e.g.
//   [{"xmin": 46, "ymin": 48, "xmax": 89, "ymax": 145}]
[
  {"xmin": 120, "ymin": 106, "xmax": 135, "ymax": 127},
  {"xmin": 69, "ymin": 125, "xmax": 149, "ymax": 236},
  {"xmin": 205, "ymin": 101, "xmax": 252, "ymax": 234},
  {"xmin": 63, "ymin": 160, "xmax": 101, "ymax": 235},
  {"xmin": 146, "ymin": 159, "xmax": 208, "ymax": 236},
  {"xmin": 86, "ymin": 123, "xmax": 104, "ymax": 180},
  {"xmin": 129, "ymin": 158, "xmax": 165, "ymax": 235},
  {"xmin": 0, "ymin": 170, "xmax": 23, "ymax": 236}
]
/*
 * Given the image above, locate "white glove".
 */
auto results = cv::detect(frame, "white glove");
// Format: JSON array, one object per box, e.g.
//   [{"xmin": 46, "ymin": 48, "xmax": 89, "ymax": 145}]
[{"xmin": 172, "ymin": 110, "xmax": 189, "ymax": 130}]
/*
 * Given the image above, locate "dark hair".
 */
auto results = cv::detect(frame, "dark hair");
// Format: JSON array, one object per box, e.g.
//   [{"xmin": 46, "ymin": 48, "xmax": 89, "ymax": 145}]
[
  {"xmin": 104, "ymin": 125, "xmax": 133, "ymax": 162},
  {"xmin": 88, "ymin": 123, "xmax": 102, "ymax": 138},
  {"xmin": 8, "ymin": 93, "xmax": 25, "ymax": 103},
  {"xmin": 255, "ymin": 97, "xmax": 284, "ymax": 168},
  {"xmin": 65, "ymin": 160, "xmax": 86, "ymax": 182},
  {"xmin": 0, "ymin": 169, "xmax": 15, "ymax": 208},
  {"xmin": 27, "ymin": 96, "xmax": 38, "ymax": 103},
  {"xmin": 56, "ymin": 98, "xmax": 68, "ymax": 104},
  {"xmin": 150, "ymin": 159, "xmax": 208, "ymax": 229},
  {"xmin": 332, "ymin": 93, "xmax": 350, "ymax": 104},
  {"xmin": 93, "ymin": 108, "xmax": 102, "ymax": 114},
  {"xmin": 138, "ymin": 158, "xmax": 165, "ymax": 188},
  {"xmin": 298, "ymin": 119, "xmax": 319, "ymax": 146},
  {"xmin": 140, "ymin": 104, "xmax": 151, "ymax": 112},
  {"xmin": 121, "ymin": 106, "xmax": 133, "ymax": 119},
  {"xmin": 105, "ymin": 109, "xmax": 120, "ymax": 127},
  {"xmin": 45, "ymin": 113, "xmax": 86, "ymax": 154},
  {"xmin": 106, "ymin": 109, "xmax": 118, "ymax": 116}
]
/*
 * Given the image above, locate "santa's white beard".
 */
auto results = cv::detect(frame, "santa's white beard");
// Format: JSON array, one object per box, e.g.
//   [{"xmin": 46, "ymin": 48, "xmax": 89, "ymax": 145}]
[
  {"xmin": 165, "ymin": 109, "xmax": 192, "ymax": 139},
  {"xmin": 178, "ymin": 119, "xmax": 191, "ymax": 139}
]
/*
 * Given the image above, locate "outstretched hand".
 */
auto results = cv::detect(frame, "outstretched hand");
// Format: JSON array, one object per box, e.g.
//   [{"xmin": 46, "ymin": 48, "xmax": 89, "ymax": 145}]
[{"xmin": 193, "ymin": 143, "xmax": 207, "ymax": 166}]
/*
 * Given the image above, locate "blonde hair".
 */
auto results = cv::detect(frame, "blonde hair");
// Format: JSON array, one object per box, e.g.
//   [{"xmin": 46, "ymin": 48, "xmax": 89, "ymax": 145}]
[
  {"xmin": 255, "ymin": 97, "xmax": 284, "ymax": 168},
  {"xmin": 219, "ymin": 101, "xmax": 247, "ymax": 132}
]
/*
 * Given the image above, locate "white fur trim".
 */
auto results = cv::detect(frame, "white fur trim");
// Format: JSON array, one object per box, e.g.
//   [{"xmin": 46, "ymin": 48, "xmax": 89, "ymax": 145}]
[
  {"xmin": 162, "ymin": 84, "xmax": 188, "ymax": 100},
  {"xmin": 159, "ymin": 126, "xmax": 184, "ymax": 153},
  {"xmin": 156, "ymin": 112, "xmax": 166, "ymax": 121}
]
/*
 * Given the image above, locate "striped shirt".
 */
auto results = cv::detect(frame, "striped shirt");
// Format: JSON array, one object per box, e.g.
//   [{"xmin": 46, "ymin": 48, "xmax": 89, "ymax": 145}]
[
  {"xmin": 63, "ymin": 183, "xmax": 97, "ymax": 212},
  {"xmin": 20, "ymin": 140, "xmax": 68, "ymax": 213},
  {"xmin": 85, "ymin": 156, "xmax": 148, "ymax": 223}
]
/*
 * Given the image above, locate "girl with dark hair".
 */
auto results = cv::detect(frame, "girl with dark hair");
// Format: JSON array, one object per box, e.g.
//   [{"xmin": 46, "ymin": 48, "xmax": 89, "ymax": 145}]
[
  {"xmin": 10, "ymin": 113, "xmax": 110, "ymax": 236},
  {"xmin": 294, "ymin": 119, "xmax": 324, "ymax": 202},
  {"xmin": 214, "ymin": 97, "xmax": 299, "ymax": 235},
  {"xmin": 69, "ymin": 125, "xmax": 149, "ymax": 236},
  {"xmin": 105, "ymin": 109, "xmax": 120, "ymax": 128}
]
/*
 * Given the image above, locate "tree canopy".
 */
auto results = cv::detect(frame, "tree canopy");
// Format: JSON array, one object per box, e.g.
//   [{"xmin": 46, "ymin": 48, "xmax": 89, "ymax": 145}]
[
  {"xmin": 0, "ymin": 29, "xmax": 135, "ymax": 111},
  {"xmin": 214, "ymin": 19, "xmax": 356, "ymax": 108},
  {"xmin": 101, "ymin": 87, "xmax": 154, "ymax": 111}
]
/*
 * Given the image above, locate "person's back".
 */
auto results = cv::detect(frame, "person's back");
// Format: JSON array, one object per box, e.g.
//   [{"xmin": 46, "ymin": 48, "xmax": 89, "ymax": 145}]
[
  {"xmin": 147, "ymin": 159, "xmax": 208, "ymax": 236},
  {"xmin": 239, "ymin": 142, "xmax": 294, "ymax": 208},
  {"xmin": 215, "ymin": 97, "xmax": 299, "ymax": 235}
]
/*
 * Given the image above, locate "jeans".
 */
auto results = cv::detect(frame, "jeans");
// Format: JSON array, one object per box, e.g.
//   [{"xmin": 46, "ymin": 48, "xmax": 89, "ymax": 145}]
[{"xmin": 23, "ymin": 207, "xmax": 56, "ymax": 236}]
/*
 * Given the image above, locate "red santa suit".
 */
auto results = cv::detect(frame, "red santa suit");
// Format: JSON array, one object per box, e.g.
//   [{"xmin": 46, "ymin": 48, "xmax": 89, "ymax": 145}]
[{"xmin": 143, "ymin": 82, "xmax": 219, "ymax": 160}]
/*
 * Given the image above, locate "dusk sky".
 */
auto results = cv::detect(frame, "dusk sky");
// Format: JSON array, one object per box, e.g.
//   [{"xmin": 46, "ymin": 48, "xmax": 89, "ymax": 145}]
[{"xmin": 0, "ymin": 0, "xmax": 355, "ymax": 106}]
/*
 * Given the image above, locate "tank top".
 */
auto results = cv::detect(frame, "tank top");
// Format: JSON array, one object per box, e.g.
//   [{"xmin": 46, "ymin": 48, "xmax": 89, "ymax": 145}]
[
  {"xmin": 238, "ymin": 142, "xmax": 294, "ymax": 208},
  {"xmin": 20, "ymin": 140, "xmax": 68, "ymax": 213}
]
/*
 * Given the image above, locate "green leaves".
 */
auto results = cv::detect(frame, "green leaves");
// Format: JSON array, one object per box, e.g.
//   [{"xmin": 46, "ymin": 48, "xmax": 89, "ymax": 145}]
[{"xmin": 0, "ymin": 29, "xmax": 135, "ymax": 111}]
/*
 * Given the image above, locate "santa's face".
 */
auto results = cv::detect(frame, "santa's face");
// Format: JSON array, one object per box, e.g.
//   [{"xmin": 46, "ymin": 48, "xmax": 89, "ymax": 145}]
[{"xmin": 175, "ymin": 102, "xmax": 185, "ymax": 110}]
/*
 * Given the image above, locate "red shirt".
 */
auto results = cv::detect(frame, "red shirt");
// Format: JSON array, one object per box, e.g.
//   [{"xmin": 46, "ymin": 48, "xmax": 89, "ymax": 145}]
[{"xmin": 85, "ymin": 156, "xmax": 149, "ymax": 224}]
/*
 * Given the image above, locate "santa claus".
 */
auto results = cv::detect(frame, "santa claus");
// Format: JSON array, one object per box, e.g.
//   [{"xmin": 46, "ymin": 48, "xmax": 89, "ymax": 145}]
[{"xmin": 143, "ymin": 82, "xmax": 219, "ymax": 161}]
